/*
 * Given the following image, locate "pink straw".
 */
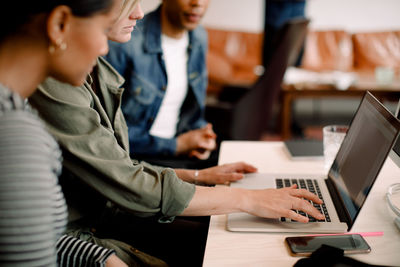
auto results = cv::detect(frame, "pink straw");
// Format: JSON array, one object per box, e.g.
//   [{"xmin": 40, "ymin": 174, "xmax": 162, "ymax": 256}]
[{"xmin": 306, "ymin": 232, "xmax": 383, "ymax": 237}]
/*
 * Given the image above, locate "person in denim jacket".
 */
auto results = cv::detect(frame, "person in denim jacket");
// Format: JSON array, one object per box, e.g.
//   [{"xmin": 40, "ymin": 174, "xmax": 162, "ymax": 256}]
[{"xmin": 106, "ymin": 0, "xmax": 217, "ymax": 168}]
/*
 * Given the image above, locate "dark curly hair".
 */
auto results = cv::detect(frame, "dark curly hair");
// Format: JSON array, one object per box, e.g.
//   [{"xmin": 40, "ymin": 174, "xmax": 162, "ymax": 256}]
[{"xmin": 1, "ymin": 0, "xmax": 114, "ymax": 41}]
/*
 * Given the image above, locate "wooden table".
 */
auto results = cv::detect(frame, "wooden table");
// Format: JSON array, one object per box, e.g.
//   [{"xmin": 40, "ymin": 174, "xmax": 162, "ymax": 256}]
[
  {"xmin": 281, "ymin": 72, "xmax": 400, "ymax": 139},
  {"xmin": 202, "ymin": 141, "xmax": 400, "ymax": 267}
]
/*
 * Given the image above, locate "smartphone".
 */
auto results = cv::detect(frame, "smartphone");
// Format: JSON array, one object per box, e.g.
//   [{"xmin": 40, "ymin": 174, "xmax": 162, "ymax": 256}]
[{"xmin": 285, "ymin": 234, "xmax": 371, "ymax": 256}]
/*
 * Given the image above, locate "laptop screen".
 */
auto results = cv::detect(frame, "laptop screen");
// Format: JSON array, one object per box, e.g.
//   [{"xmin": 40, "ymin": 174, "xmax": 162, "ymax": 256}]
[
  {"xmin": 389, "ymin": 99, "xmax": 400, "ymax": 167},
  {"xmin": 328, "ymin": 92, "xmax": 400, "ymax": 225}
]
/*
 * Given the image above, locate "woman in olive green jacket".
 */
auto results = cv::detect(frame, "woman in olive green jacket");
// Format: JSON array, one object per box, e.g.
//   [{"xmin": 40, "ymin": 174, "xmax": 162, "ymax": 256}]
[{"xmin": 30, "ymin": 1, "xmax": 323, "ymax": 265}]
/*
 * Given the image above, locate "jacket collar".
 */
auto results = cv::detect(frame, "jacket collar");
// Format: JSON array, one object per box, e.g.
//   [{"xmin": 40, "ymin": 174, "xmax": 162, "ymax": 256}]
[
  {"xmin": 97, "ymin": 57, "xmax": 125, "ymax": 89},
  {"xmin": 143, "ymin": 5, "xmax": 203, "ymax": 54}
]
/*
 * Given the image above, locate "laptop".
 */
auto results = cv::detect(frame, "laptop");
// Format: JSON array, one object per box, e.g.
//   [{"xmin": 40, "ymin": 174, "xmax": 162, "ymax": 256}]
[
  {"xmin": 227, "ymin": 92, "xmax": 400, "ymax": 233},
  {"xmin": 389, "ymin": 98, "xmax": 400, "ymax": 168}
]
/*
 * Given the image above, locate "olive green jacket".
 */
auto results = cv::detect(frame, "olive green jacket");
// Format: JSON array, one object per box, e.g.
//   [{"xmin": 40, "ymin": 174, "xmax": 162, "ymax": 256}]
[{"xmin": 29, "ymin": 57, "xmax": 195, "ymax": 223}]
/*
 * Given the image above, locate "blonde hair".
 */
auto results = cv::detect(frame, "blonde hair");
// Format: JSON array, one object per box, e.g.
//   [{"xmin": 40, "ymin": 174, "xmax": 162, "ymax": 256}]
[{"xmin": 117, "ymin": 0, "xmax": 139, "ymax": 22}]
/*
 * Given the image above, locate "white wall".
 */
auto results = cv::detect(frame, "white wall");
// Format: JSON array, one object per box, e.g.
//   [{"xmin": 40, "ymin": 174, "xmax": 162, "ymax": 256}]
[
  {"xmin": 306, "ymin": 0, "xmax": 400, "ymax": 32},
  {"xmin": 201, "ymin": 0, "xmax": 265, "ymax": 32},
  {"xmin": 141, "ymin": 0, "xmax": 160, "ymax": 13},
  {"xmin": 141, "ymin": 0, "xmax": 400, "ymax": 33},
  {"xmin": 141, "ymin": 0, "xmax": 265, "ymax": 32}
]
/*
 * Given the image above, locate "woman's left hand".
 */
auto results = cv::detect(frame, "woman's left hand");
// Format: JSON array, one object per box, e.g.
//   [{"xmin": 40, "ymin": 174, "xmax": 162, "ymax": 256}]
[{"xmin": 197, "ymin": 162, "xmax": 258, "ymax": 185}]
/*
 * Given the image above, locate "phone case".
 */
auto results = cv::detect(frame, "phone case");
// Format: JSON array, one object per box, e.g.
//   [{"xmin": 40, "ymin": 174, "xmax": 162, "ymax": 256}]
[{"xmin": 285, "ymin": 234, "xmax": 371, "ymax": 257}]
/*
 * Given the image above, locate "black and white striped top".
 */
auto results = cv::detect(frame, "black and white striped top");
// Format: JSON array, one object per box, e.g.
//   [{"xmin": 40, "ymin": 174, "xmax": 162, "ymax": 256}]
[
  {"xmin": 0, "ymin": 84, "xmax": 114, "ymax": 266},
  {"xmin": 56, "ymin": 235, "xmax": 115, "ymax": 267}
]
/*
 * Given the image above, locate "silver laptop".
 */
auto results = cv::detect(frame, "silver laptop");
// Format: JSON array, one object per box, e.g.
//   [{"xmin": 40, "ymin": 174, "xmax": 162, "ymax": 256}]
[
  {"xmin": 389, "ymin": 98, "xmax": 400, "ymax": 168},
  {"xmin": 227, "ymin": 92, "xmax": 400, "ymax": 233}
]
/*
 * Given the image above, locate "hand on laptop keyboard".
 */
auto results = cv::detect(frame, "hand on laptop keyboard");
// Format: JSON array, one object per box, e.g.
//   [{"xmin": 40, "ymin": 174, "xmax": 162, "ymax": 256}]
[
  {"xmin": 242, "ymin": 185, "xmax": 325, "ymax": 223},
  {"xmin": 276, "ymin": 178, "xmax": 330, "ymax": 222}
]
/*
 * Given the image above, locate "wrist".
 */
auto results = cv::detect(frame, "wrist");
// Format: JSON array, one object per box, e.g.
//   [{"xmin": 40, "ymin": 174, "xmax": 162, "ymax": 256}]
[
  {"xmin": 235, "ymin": 188, "xmax": 249, "ymax": 213},
  {"xmin": 176, "ymin": 135, "xmax": 189, "ymax": 155},
  {"xmin": 193, "ymin": 169, "xmax": 200, "ymax": 184}
]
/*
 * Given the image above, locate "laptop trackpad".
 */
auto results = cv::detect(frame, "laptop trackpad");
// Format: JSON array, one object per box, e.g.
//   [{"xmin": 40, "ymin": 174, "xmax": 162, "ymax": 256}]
[{"xmin": 231, "ymin": 173, "xmax": 276, "ymax": 189}]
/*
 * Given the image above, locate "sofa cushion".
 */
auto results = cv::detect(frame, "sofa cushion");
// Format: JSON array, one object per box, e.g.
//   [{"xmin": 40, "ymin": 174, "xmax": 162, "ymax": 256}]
[
  {"xmin": 206, "ymin": 28, "xmax": 262, "ymax": 94},
  {"xmin": 352, "ymin": 31, "xmax": 400, "ymax": 70},
  {"xmin": 301, "ymin": 30, "xmax": 353, "ymax": 71}
]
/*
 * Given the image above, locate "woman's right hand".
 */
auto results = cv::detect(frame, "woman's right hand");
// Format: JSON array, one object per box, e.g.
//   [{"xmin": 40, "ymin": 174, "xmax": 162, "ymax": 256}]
[
  {"xmin": 239, "ymin": 185, "xmax": 325, "ymax": 223},
  {"xmin": 182, "ymin": 184, "xmax": 325, "ymax": 223}
]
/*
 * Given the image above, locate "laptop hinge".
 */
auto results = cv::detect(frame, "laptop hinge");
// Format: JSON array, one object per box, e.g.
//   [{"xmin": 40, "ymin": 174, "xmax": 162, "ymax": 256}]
[{"xmin": 325, "ymin": 178, "xmax": 352, "ymax": 230}]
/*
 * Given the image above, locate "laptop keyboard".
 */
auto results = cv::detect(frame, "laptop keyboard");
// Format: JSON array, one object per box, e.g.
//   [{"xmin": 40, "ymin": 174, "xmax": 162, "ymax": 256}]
[{"xmin": 276, "ymin": 178, "xmax": 331, "ymax": 222}]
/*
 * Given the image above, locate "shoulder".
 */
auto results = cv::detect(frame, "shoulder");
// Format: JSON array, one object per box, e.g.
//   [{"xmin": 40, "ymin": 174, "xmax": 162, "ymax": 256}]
[
  {"xmin": 98, "ymin": 57, "xmax": 125, "ymax": 87},
  {"xmin": 0, "ymin": 86, "xmax": 45, "ymax": 135},
  {"xmin": 34, "ymin": 77, "xmax": 93, "ymax": 107},
  {"xmin": 191, "ymin": 25, "xmax": 208, "ymax": 48},
  {"xmin": 0, "ymin": 84, "xmax": 27, "ymax": 113},
  {"xmin": 0, "ymin": 105, "xmax": 44, "ymax": 134},
  {"xmin": 0, "ymin": 107, "xmax": 60, "ymax": 169},
  {"xmin": 138, "ymin": 6, "xmax": 161, "ymax": 33},
  {"xmin": 0, "ymin": 84, "xmax": 46, "ymax": 140},
  {"xmin": 193, "ymin": 25, "xmax": 207, "ymax": 38}
]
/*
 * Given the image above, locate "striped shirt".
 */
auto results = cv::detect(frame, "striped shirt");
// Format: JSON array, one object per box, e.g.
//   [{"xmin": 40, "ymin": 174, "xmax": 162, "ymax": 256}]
[
  {"xmin": 56, "ymin": 235, "xmax": 115, "ymax": 267},
  {"xmin": 0, "ymin": 84, "xmax": 114, "ymax": 266}
]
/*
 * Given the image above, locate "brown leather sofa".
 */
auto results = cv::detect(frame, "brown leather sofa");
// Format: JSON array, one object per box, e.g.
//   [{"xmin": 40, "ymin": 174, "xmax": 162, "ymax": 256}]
[
  {"xmin": 206, "ymin": 28, "xmax": 263, "ymax": 95},
  {"xmin": 352, "ymin": 31, "xmax": 400, "ymax": 71},
  {"xmin": 301, "ymin": 30, "xmax": 400, "ymax": 72},
  {"xmin": 300, "ymin": 30, "xmax": 354, "ymax": 71},
  {"xmin": 206, "ymin": 27, "xmax": 400, "ymax": 95}
]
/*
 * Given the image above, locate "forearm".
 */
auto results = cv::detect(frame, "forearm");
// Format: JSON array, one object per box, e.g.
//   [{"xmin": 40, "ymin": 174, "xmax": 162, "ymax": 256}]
[
  {"xmin": 175, "ymin": 169, "xmax": 197, "ymax": 183},
  {"xmin": 174, "ymin": 163, "xmax": 250, "ymax": 185},
  {"xmin": 181, "ymin": 186, "xmax": 244, "ymax": 216},
  {"xmin": 181, "ymin": 184, "xmax": 326, "ymax": 222}
]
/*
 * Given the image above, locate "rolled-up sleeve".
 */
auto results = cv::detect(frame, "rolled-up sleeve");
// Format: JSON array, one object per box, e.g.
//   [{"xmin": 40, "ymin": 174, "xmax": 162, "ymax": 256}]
[{"xmin": 30, "ymin": 77, "xmax": 195, "ymax": 221}]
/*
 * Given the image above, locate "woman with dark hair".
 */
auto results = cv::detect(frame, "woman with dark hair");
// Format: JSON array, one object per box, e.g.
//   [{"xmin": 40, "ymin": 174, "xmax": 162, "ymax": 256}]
[{"xmin": 0, "ymin": 0, "xmax": 131, "ymax": 266}]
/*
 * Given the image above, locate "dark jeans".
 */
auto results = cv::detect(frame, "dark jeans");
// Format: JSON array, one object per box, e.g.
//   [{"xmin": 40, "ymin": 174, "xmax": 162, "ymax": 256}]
[
  {"xmin": 66, "ymin": 227, "xmax": 168, "ymax": 267},
  {"xmin": 88, "ymin": 209, "xmax": 211, "ymax": 267},
  {"xmin": 263, "ymin": 0, "xmax": 306, "ymax": 68}
]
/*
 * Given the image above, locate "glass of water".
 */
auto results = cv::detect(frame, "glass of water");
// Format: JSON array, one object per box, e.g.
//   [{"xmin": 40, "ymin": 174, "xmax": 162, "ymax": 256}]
[{"xmin": 323, "ymin": 125, "xmax": 348, "ymax": 171}]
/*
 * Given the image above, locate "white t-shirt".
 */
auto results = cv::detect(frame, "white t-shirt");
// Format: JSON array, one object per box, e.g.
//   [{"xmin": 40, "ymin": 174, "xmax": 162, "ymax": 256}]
[{"xmin": 150, "ymin": 32, "xmax": 189, "ymax": 139}]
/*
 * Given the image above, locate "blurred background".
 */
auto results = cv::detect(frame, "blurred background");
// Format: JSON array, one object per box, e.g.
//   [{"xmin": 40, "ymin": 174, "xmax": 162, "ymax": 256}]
[
  {"xmin": 142, "ymin": 0, "xmax": 400, "ymax": 32},
  {"xmin": 140, "ymin": 0, "xmax": 400, "ymax": 141}
]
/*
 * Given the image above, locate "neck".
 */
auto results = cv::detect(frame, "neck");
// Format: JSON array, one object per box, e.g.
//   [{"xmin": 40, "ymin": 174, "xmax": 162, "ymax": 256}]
[
  {"xmin": 0, "ymin": 39, "xmax": 48, "ymax": 99},
  {"xmin": 161, "ymin": 8, "xmax": 187, "ymax": 39}
]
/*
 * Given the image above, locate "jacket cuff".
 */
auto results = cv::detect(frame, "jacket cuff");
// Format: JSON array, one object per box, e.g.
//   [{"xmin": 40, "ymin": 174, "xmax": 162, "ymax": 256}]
[
  {"xmin": 192, "ymin": 119, "xmax": 208, "ymax": 130},
  {"xmin": 155, "ymin": 137, "xmax": 177, "ymax": 156},
  {"xmin": 158, "ymin": 168, "xmax": 196, "ymax": 223}
]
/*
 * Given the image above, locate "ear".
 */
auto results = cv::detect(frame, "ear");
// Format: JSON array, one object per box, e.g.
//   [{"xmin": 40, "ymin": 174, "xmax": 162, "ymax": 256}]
[{"xmin": 46, "ymin": 5, "xmax": 73, "ymax": 45}]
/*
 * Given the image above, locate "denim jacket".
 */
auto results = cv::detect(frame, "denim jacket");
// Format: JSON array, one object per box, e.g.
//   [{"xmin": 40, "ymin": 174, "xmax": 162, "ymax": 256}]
[{"xmin": 105, "ymin": 5, "xmax": 208, "ymax": 156}]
